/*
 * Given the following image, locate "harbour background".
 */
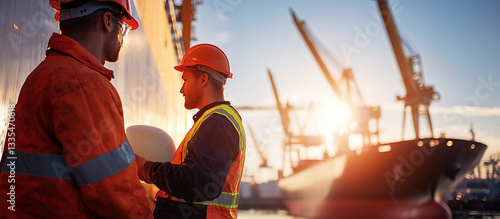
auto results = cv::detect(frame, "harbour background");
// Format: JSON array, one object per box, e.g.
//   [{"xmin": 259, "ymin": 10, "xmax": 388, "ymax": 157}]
[
  {"xmin": 0, "ymin": 0, "xmax": 498, "ymax": 218},
  {"xmin": 238, "ymin": 210, "xmax": 500, "ymax": 219},
  {"xmin": 239, "ymin": 210, "xmax": 300, "ymax": 219},
  {"xmin": 195, "ymin": 2, "xmax": 500, "ymax": 217},
  {"xmin": 193, "ymin": 1, "xmax": 500, "ymax": 182}
]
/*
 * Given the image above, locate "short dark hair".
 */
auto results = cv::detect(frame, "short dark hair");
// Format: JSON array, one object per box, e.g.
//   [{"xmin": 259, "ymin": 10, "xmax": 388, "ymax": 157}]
[{"xmin": 59, "ymin": 9, "xmax": 109, "ymax": 41}]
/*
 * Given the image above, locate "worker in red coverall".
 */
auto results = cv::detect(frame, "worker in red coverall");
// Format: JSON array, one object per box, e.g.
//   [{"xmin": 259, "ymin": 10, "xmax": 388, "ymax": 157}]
[
  {"xmin": 135, "ymin": 44, "xmax": 246, "ymax": 219},
  {"xmin": 0, "ymin": 0, "xmax": 152, "ymax": 218}
]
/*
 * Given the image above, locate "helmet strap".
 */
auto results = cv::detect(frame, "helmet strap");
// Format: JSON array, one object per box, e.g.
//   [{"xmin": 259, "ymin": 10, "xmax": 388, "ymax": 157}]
[{"xmin": 195, "ymin": 65, "xmax": 227, "ymax": 85}]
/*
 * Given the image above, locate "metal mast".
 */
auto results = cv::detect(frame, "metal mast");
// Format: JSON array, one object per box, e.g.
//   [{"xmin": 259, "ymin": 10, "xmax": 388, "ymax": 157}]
[
  {"xmin": 290, "ymin": 9, "xmax": 381, "ymax": 146},
  {"xmin": 377, "ymin": 0, "xmax": 439, "ymax": 139}
]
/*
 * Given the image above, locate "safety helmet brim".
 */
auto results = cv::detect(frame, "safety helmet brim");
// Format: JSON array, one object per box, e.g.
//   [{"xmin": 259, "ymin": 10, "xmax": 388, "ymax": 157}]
[
  {"xmin": 108, "ymin": 0, "xmax": 138, "ymax": 30},
  {"xmin": 174, "ymin": 44, "xmax": 233, "ymax": 79},
  {"xmin": 51, "ymin": 0, "xmax": 139, "ymax": 30}
]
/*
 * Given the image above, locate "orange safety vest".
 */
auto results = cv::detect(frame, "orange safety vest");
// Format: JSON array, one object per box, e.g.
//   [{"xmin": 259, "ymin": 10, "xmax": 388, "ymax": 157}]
[{"xmin": 157, "ymin": 104, "xmax": 245, "ymax": 218}]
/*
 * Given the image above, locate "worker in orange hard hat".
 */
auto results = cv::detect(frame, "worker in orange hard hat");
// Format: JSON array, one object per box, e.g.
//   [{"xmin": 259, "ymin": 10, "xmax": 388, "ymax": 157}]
[
  {"xmin": 136, "ymin": 44, "xmax": 246, "ymax": 219},
  {"xmin": 0, "ymin": 0, "xmax": 151, "ymax": 218}
]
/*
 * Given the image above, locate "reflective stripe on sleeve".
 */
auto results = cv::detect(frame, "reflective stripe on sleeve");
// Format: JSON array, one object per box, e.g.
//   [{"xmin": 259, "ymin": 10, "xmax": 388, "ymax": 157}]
[
  {"xmin": 72, "ymin": 140, "xmax": 135, "ymax": 186},
  {"xmin": 1, "ymin": 150, "xmax": 74, "ymax": 180},
  {"xmin": 0, "ymin": 140, "xmax": 135, "ymax": 185}
]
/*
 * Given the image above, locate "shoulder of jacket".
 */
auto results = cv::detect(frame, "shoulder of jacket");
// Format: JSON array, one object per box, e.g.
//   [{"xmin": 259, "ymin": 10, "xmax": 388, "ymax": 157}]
[
  {"xmin": 201, "ymin": 113, "xmax": 239, "ymax": 135},
  {"xmin": 42, "ymin": 53, "xmax": 108, "ymax": 82}
]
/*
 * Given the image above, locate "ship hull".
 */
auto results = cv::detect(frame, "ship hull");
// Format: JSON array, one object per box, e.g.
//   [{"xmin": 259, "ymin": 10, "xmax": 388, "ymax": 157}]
[{"xmin": 278, "ymin": 138, "xmax": 487, "ymax": 219}]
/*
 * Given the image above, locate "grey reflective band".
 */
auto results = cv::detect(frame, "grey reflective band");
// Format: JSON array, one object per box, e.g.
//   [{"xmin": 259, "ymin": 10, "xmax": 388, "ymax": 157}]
[
  {"xmin": 1, "ymin": 150, "xmax": 74, "ymax": 180},
  {"xmin": 0, "ymin": 140, "xmax": 135, "ymax": 186},
  {"xmin": 196, "ymin": 65, "xmax": 227, "ymax": 85},
  {"xmin": 72, "ymin": 140, "xmax": 135, "ymax": 186}
]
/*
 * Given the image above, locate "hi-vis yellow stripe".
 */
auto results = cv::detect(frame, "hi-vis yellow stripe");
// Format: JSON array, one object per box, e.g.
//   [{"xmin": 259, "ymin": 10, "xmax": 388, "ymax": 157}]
[
  {"xmin": 181, "ymin": 104, "xmax": 244, "ymax": 162},
  {"xmin": 193, "ymin": 192, "xmax": 239, "ymax": 208},
  {"xmin": 166, "ymin": 192, "xmax": 239, "ymax": 208},
  {"xmin": 175, "ymin": 104, "xmax": 245, "ymax": 208}
]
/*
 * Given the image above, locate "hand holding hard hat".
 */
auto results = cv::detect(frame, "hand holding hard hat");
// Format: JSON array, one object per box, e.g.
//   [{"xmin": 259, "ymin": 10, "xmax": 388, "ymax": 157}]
[
  {"xmin": 126, "ymin": 125, "xmax": 176, "ymax": 212},
  {"xmin": 126, "ymin": 125, "xmax": 176, "ymax": 162}
]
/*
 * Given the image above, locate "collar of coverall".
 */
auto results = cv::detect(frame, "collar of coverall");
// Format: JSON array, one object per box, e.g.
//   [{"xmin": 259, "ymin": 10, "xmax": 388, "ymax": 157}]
[
  {"xmin": 46, "ymin": 33, "xmax": 115, "ymax": 80},
  {"xmin": 193, "ymin": 101, "xmax": 231, "ymax": 122}
]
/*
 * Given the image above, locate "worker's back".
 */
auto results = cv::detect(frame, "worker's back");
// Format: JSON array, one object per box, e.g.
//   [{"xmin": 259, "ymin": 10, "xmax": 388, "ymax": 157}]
[{"xmin": 0, "ymin": 33, "xmax": 151, "ymax": 218}]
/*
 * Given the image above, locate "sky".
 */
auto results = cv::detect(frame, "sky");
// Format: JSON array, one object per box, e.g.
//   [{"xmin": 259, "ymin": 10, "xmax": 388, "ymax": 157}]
[{"xmin": 188, "ymin": 0, "xmax": 500, "ymax": 179}]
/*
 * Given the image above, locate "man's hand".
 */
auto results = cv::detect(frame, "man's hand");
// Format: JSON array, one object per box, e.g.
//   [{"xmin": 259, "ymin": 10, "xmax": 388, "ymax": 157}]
[{"xmin": 135, "ymin": 154, "xmax": 148, "ymax": 182}]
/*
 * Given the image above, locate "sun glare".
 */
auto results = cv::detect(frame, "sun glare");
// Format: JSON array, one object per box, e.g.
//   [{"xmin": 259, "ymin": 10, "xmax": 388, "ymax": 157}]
[
  {"xmin": 295, "ymin": 100, "xmax": 353, "ymax": 159},
  {"xmin": 315, "ymin": 101, "xmax": 352, "ymax": 134}
]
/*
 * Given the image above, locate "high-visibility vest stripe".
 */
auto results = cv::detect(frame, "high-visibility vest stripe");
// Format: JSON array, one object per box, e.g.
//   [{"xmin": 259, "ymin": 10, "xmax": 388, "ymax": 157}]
[
  {"xmin": 0, "ymin": 140, "xmax": 135, "ymax": 186},
  {"xmin": 163, "ymin": 192, "xmax": 239, "ymax": 209},
  {"xmin": 162, "ymin": 104, "xmax": 244, "ymax": 209},
  {"xmin": 193, "ymin": 192, "xmax": 239, "ymax": 208},
  {"xmin": 212, "ymin": 108, "xmax": 244, "ymax": 149},
  {"xmin": 181, "ymin": 105, "xmax": 244, "ymax": 162}
]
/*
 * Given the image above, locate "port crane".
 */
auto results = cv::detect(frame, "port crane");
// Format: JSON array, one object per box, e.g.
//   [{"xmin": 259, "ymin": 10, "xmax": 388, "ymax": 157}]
[
  {"xmin": 247, "ymin": 123, "xmax": 269, "ymax": 169},
  {"xmin": 236, "ymin": 69, "xmax": 321, "ymax": 177},
  {"xmin": 290, "ymin": 9, "xmax": 381, "ymax": 148},
  {"xmin": 483, "ymin": 153, "xmax": 499, "ymax": 180},
  {"xmin": 376, "ymin": 0, "xmax": 440, "ymax": 139},
  {"xmin": 267, "ymin": 68, "xmax": 323, "ymax": 177},
  {"xmin": 470, "ymin": 152, "xmax": 500, "ymax": 180}
]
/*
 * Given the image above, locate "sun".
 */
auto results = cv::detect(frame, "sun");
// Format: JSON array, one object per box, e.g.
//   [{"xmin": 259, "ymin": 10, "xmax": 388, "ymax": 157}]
[{"xmin": 314, "ymin": 100, "xmax": 352, "ymax": 134}]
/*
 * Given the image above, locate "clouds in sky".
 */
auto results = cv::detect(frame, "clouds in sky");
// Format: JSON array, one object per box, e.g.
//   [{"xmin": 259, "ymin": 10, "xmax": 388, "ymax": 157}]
[{"xmin": 433, "ymin": 106, "xmax": 500, "ymax": 117}]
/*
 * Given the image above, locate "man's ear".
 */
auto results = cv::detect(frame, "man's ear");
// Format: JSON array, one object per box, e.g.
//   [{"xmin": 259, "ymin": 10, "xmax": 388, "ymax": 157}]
[
  {"xmin": 200, "ymin": 73, "xmax": 209, "ymax": 87},
  {"xmin": 102, "ymin": 12, "xmax": 112, "ymax": 33}
]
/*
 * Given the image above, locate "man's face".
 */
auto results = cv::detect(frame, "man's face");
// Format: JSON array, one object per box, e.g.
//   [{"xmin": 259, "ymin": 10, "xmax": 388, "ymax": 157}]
[
  {"xmin": 180, "ymin": 68, "xmax": 202, "ymax": 110},
  {"xmin": 104, "ymin": 14, "xmax": 124, "ymax": 62}
]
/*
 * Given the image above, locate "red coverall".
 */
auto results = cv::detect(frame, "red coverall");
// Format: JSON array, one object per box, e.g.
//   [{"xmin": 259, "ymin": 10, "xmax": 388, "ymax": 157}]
[{"xmin": 0, "ymin": 33, "xmax": 152, "ymax": 218}]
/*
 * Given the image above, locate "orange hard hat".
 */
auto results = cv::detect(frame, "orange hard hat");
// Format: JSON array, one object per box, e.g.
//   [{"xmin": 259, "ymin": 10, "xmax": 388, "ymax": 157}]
[
  {"xmin": 50, "ymin": 0, "xmax": 139, "ymax": 30},
  {"xmin": 174, "ymin": 44, "xmax": 233, "ymax": 79}
]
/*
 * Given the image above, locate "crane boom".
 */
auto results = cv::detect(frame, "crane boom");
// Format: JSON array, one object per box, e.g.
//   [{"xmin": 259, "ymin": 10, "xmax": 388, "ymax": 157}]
[
  {"xmin": 268, "ymin": 68, "xmax": 291, "ymax": 139},
  {"xmin": 180, "ymin": 0, "xmax": 193, "ymax": 49},
  {"xmin": 290, "ymin": 9, "xmax": 381, "ymax": 146},
  {"xmin": 290, "ymin": 9, "xmax": 343, "ymax": 100},
  {"xmin": 376, "ymin": 1, "xmax": 419, "ymax": 97},
  {"xmin": 247, "ymin": 124, "xmax": 268, "ymax": 168},
  {"xmin": 377, "ymin": 0, "xmax": 438, "ymax": 139}
]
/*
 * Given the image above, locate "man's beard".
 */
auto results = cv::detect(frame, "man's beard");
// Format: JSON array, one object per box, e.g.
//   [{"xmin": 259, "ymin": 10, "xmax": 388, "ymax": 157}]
[
  {"xmin": 184, "ymin": 92, "xmax": 201, "ymax": 110},
  {"xmin": 104, "ymin": 28, "xmax": 121, "ymax": 63}
]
